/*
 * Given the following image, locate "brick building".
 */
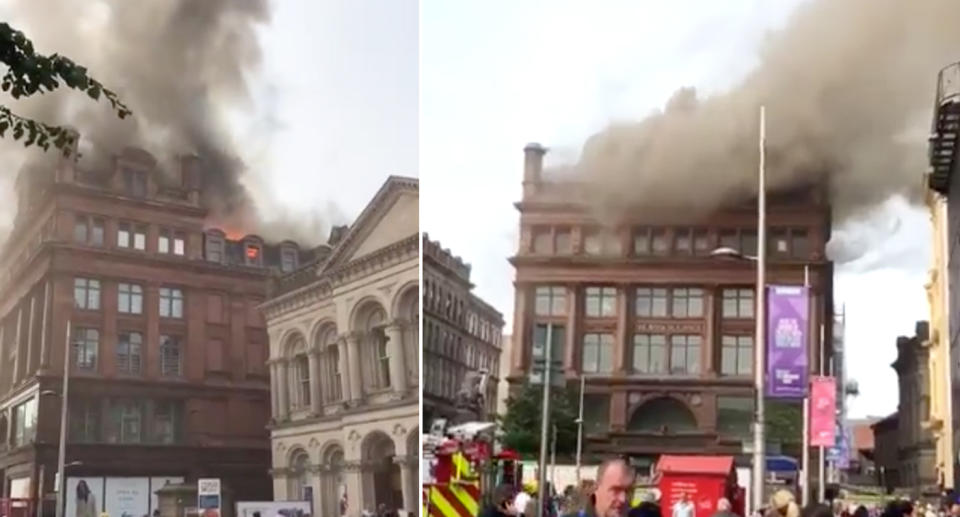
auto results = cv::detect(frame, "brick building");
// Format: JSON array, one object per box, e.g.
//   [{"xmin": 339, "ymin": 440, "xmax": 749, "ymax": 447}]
[
  {"xmin": 0, "ymin": 146, "xmax": 308, "ymax": 514},
  {"xmin": 507, "ymin": 143, "xmax": 834, "ymax": 470},
  {"xmin": 423, "ymin": 235, "xmax": 504, "ymax": 425}
]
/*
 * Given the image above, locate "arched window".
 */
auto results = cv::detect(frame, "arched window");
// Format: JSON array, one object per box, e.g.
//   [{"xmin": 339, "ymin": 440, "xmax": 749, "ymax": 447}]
[
  {"xmin": 289, "ymin": 449, "xmax": 311, "ymax": 503},
  {"xmin": 365, "ymin": 307, "xmax": 390, "ymax": 390},
  {"xmin": 316, "ymin": 326, "xmax": 342, "ymax": 403},
  {"xmin": 294, "ymin": 355, "xmax": 310, "ymax": 408}
]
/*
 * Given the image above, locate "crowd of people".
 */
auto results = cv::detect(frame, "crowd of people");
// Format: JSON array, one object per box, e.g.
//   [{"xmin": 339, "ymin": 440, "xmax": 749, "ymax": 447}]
[{"xmin": 480, "ymin": 458, "xmax": 960, "ymax": 517}]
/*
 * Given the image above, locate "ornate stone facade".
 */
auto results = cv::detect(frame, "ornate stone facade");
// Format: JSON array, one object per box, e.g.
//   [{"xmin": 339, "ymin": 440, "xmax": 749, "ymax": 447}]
[{"xmin": 262, "ymin": 177, "xmax": 419, "ymax": 517}]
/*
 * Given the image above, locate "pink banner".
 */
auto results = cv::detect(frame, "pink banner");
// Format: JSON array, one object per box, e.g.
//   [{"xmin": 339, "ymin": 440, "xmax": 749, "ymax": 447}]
[{"xmin": 810, "ymin": 376, "xmax": 837, "ymax": 447}]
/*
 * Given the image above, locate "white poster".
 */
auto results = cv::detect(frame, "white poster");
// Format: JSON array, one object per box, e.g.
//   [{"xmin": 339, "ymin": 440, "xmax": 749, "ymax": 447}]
[
  {"xmin": 105, "ymin": 477, "xmax": 150, "ymax": 517},
  {"xmin": 236, "ymin": 501, "xmax": 311, "ymax": 517},
  {"xmin": 150, "ymin": 477, "xmax": 184, "ymax": 514},
  {"xmin": 9, "ymin": 477, "xmax": 30, "ymax": 499},
  {"xmin": 66, "ymin": 477, "xmax": 104, "ymax": 517}
]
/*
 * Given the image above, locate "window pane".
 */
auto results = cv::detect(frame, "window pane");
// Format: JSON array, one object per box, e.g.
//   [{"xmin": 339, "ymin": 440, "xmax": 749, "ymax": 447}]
[
  {"xmin": 134, "ymin": 229, "xmax": 146, "ymax": 251},
  {"xmin": 791, "ymin": 229, "xmax": 810, "ymax": 259},
  {"xmin": 87, "ymin": 279, "xmax": 100, "ymax": 310},
  {"xmin": 533, "ymin": 229, "xmax": 551, "ymax": 254},
  {"xmin": 74, "ymin": 279, "xmax": 86, "ymax": 309},
  {"xmin": 73, "ymin": 218, "xmax": 88, "ymax": 243},
  {"xmin": 721, "ymin": 336, "xmax": 737, "ymax": 375},
  {"xmin": 91, "ymin": 219, "xmax": 104, "ymax": 246},
  {"xmin": 601, "ymin": 287, "xmax": 617, "ymax": 316},
  {"xmin": 693, "ymin": 229, "xmax": 710, "ymax": 255},
  {"xmin": 551, "ymin": 287, "xmax": 567, "ymax": 315},
  {"xmin": 174, "ymin": 237, "xmax": 185, "ymax": 256},
  {"xmin": 636, "ymin": 288, "xmax": 651, "ymax": 317},
  {"xmin": 738, "ymin": 336, "xmax": 753, "ymax": 375},
  {"xmin": 633, "ymin": 335, "xmax": 649, "ymax": 372},
  {"xmin": 582, "ymin": 334, "xmax": 599, "ymax": 372},
  {"xmin": 598, "ymin": 334, "xmax": 614, "ymax": 373},
  {"xmin": 634, "ymin": 229, "xmax": 651, "ymax": 255},
  {"xmin": 652, "ymin": 230, "xmax": 668, "ymax": 254},
  {"xmin": 650, "ymin": 335, "xmax": 666, "ymax": 373},
  {"xmin": 741, "ymin": 230, "xmax": 758, "ymax": 256},
  {"xmin": 652, "ymin": 289, "xmax": 668, "ymax": 317},
  {"xmin": 739, "ymin": 290, "xmax": 754, "ymax": 317},
  {"xmin": 131, "ymin": 285, "xmax": 143, "ymax": 314},
  {"xmin": 672, "ymin": 288, "xmax": 687, "ymax": 317},
  {"xmin": 118, "ymin": 284, "xmax": 130, "ymax": 313},
  {"xmin": 118, "ymin": 226, "xmax": 130, "ymax": 248},
  {"xmin": 584, "ymin": 232, "xmax": 601, "ymax": 255},
  {"xmin": 675, "ymin": 229, "xmax": 691, "ymax": 254},
  {"xmin": 722, "ymin": 291, "xmax": 738, "ymax": 318},
  {"xmin": 555, "ymin": 230, "xmax": 571, "ymax": 254},
  {"xmin": 687, "ymin": 336, "xmax": 701, "ymax": 374},
  {"xmin": 585, "ymin": 287, "xmax": 600, "ymax": 317},
  {"xmin": 688, "ymin": 288, "xmax": 703, "ymax": 317},
  {"xmin": 158, "ymin": 234, "xmax": 170, "ymax": 254}
]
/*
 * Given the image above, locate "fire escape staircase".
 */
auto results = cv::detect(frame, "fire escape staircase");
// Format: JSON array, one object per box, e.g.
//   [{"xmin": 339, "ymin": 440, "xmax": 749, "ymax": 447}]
[{"xmin": 929, "ymin": 62, "xmax": 960, "ymax": 194}]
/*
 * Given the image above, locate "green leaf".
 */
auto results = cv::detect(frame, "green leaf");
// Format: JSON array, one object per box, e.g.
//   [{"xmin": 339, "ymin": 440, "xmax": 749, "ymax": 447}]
[
  {"xmin": 87, "ymin": 86, "xmax": 100, "ymax": 100},
  {"xmin": 0, "ymin": 121, "xmax": 7, "ymax": 137}
]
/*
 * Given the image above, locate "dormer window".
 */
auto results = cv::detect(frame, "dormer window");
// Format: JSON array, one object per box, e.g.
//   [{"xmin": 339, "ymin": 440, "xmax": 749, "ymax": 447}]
[
  {"xmin": 123, "ymin": 168, "xmax": 147, "ymax": 198},
  {"xmin": 281, "ymin": 247, "xmax": 298, "ymax": 273},
  {"xmin": 245, "ymin": 244, "xmax": 262, "ymax": 266},
  {"xmin": 205, "ymin": 232, "xmax": 225, "ymax": 263}
]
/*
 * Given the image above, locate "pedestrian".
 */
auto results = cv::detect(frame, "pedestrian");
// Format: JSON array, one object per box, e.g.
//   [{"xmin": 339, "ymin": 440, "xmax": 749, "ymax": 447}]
[
  {"xmin": 710, "ymin": 498, "xmax": 738, "ymax": 517},
  {"xmin": 767, "ymin": 490, "xmax": 800, "ymax": 517},
  {"xmin": 515, "ymin": 483, "xmax": 534, "ymax": 517},
  {"xmin": 480, "ymin": 484, "xmax": 519, "ymax": 517},
  {"xmin": 800, "ymin": 503, "xmax": 831, "ymax": 517},
  {"xmin": 854, "ymin": 505, "xmax": 869, "ymax": 517},
  {"xmin": 672, "ymin": 493, "xmax": 694, "ymax": 517},
  {"xmin": 562, "ymin": 457, "xmax": 635, "ymax": 517},
  {"xmin": 627, "ymin": 490, "xmax": 660, "ymax": 517}
]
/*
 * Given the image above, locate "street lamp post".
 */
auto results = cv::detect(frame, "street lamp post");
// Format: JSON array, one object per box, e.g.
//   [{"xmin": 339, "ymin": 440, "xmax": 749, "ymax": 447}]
[{"xmin": 55, "ymin": 321, "xmax": 71, "ymax": 517}]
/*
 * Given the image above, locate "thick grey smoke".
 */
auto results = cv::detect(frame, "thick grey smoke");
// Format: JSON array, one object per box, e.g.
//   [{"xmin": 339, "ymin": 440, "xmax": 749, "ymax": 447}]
[
  {"xmin": 1, "ymin": 0, "xmax": 330, "ymax": 244},
  {"xmin": 573, "ymin": 0, "xmax": 960, "ymax": 227}
]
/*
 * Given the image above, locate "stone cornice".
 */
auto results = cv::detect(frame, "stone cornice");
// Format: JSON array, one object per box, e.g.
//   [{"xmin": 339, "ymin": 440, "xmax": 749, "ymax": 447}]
[
  {"xmin": 266, "ymin": 395, "xmax": 417, "ymax": 431},
  {"xmin": 261, "ymin": 235, "xmax": 417, "ymax": 321}
]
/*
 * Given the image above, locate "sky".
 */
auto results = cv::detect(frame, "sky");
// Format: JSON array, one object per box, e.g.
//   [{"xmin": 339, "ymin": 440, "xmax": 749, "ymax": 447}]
[{"xmin": 420, "ymin": 0, "xmax": 930, "ymax": 419}]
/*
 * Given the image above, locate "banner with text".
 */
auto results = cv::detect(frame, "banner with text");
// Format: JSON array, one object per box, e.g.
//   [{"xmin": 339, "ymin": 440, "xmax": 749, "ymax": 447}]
[
  {"xmin": 766, "ymin": 285, "xmax": 809, "ymax": 398},
  {"xmin": 810, "ymin": 376, "xmax": 837, "ymax": 447}
]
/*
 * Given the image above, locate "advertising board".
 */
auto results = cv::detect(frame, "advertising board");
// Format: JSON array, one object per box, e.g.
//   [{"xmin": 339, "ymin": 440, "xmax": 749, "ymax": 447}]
[
  {"xmin": 104, "ymin": 477, "xmax": 149, "ymax": 517},
  {"xmin": 66, "ymin": 478, "xmax": 105, "ymax": 517}
]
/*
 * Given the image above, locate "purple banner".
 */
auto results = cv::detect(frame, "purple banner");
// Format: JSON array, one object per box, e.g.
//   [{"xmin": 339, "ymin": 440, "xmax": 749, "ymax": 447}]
[{"xmin": 766, "ymin": 285, "xmax": 809, "ymax": 398}]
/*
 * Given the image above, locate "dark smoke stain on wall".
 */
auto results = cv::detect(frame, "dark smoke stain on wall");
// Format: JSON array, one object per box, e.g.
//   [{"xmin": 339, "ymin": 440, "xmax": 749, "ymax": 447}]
[
  {"xmin": 570, "ymin": 0, "xmax": 960, "ymax": 227},
  {"xmin": 0, "ymin": 0, "xmax": 329, "ymax": 242}
]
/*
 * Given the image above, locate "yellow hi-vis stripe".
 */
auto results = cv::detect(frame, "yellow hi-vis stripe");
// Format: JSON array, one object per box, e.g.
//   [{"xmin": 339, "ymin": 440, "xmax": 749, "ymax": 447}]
[
  {"xmin": 450, "ymin": 484, "xmax": 479, "ymax": 516},
  {"xmin": 430, "ymin": 487, "xmax": 460, "ymax": 517}
]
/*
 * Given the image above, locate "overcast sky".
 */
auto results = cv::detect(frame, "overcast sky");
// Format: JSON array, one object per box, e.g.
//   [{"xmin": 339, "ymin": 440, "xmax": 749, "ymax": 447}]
[{"xmin": 421, "ymin": 0, "xmax": 929, "ymax": 419}]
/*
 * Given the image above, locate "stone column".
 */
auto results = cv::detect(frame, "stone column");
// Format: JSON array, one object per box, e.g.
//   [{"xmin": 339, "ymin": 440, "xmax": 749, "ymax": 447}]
[
  {"xmin": 308, "ymin": 350, "xmax": 322, "ymax": 414},
  {"xmin": 276, "ymin": 359, "xmax": 289, "ymax": 421},
  {"xmin": 385, "ymin": 323, "xmax": 408, "ymax": 395},
  {"xmin": 39, "ymin": 280, "xmax": 50, "ymax": 369},
  {"xmin": 337, "ymin": 337, "xmax": 351, "ymax": 402},
  {"xmin": 346, "ymin": 333, "xmax": 363, "ymax": 404},
  {"xmin": 396, "ymin": 456, "xmax": 416, "ymax": 514},
  {"xmin": 269, "ymin": 361, "xmax": 279, "ymax": 419},
  {"xmin": 703, "ymin": 286, "xmax": 717, "ymax": 377},
  {"xmin": 343, "ymin": 461, "xmax": 364, "ymax": 517},
  {"xmin": 25, "ymin": 294, "xmax": 36, "ymax": 376}
]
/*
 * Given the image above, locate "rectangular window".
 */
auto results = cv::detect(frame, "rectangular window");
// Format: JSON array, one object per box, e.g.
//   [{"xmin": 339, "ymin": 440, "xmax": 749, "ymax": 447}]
[
  {"xmin": 152, "ymin": 401, "xmax": 179, "ymax": 444},
  {"xmin": 107, "ymin": 399, "xmax": 142, "ymax": 444},
  {"xmin": 531, "ymin": 323, "xmax": 565, "ymax": 364},
  {"xmin": 116, "ymin": 331, "xmax": 143, "ymax": 375},
  {"xmin": 173, "ymin": 232, "xmax": 185, "ymax": 256},
  {"xmin": 159, "ymin": 287, "xmax": 184, "ymax": 318},
  {"xmin": 533, "ymin": 227, "xmax": 552, "ymax": 254},
  {"xmin": 72, "ymin": 327, "xmax": 99, "ymax": 371},
  {"xmin": 791, "ymin": 229, "xmax": 810, "ymax": 259},
  {"xmin": 722, "ymin": 289, "xmax": 754, "ymax": 318},
  {"xmin": 534, "ymin": 286, "xmax": 567, "ymax": 316},
  {"xmin": 671, "ymin": 288, "xmax": 704, "ymax": 318},
  {"xmin": 555, "ymin": 228, "xmax": 572, "ymax": 255},
  {"xmin": 69, "ymin": 400, "xmax": 101, "ymax": 443},
  {"xmin": 245, "ymin": 244, "xmax": 262, "ymax": 266},
  {"xmin": 675, "ymin": 228, "xmax": 692, "ymax": 254},
  {"xmin": 636, "ymin": 287, "xmax": 668, "ymax": 317},
  {"xmin": 583, "ymin": 230, "xmax": 601, "ymax": 255},
  {"xmin": 719, "ymin": 229, "xmax": 738, "ymax": 250},
  {"xmin": 693, "ymin": 228, "xmax": 710, "ymax": 255},
  {"xmin": 160, "ymin": 335, "xmax": 182, "ymax": 377},
  {"xmin": 669, "ymin": 335, "xmax": 701, "ymax": 375},
  {"xmin": 651, "ymin": 229, "xmax": 669, "ymax": 255},
  {"xmin": 117, "ymin": 222, "xmax": 131, "ymax": 248},
  {"xmin": 581, "ymin": 333, "xmax": 614, "ymax": 374},
  {"xmin": 717, "ymin": 396, "xmax": 754, "ymax": 437},
  {"xmin": 158, "ymin": 229, "xmax": 170, "ymax": 254},
  {"xmin": 633, "ymin": 227, "xmax": 651, "ymax": 255},
  {"xmin": 117, "ymin": 283, "xmax": 143, "ymax": 314},
  {"xmin": 12, "ymin": 398, "xmax": 37, "ymax": 448},
  {"xmin": 584, "ymin": 286, "xmax": 617, "ymax": 317},
  {"xmin": 769, "ymin": 228, "xmax": 789, "ymax": 256},
  {"xmin": 721, "ymin": 335, "xmax": 754, "ymax": 376},
  {"xmin": 206, "ymin": 236, "xmax": 224, "ymax": 263},
  {"xmin": 91, "ymin": 218, "xmax": 104, "ymax": 246},
  {"xmin": 741, "ymin": 230, "xmax": 758, "ymax": 256},
  {"xmin": 296, "ymin": 356, "xmax": 311, "ymax": 407},
  {"xmin": 133, "ymin": 225, "xmax": 147, "ymax": 251},
  {"xmin": 632, "ymin": 334, "xmax": 667, "ymax": 374},
  {"xmin": 124, "ymin": 169, "xmax": 147, "ymax": 198},
  {"xmin": 73, "ymin": 278, "xmax": 101, "ymax": 310},
  {"xmin": 73, "ymin": 215, "xmax": 88, "ymax": 243},
  {"xmin": 281, "ymin": 248, "xmax": 298, "ymax": 272}
]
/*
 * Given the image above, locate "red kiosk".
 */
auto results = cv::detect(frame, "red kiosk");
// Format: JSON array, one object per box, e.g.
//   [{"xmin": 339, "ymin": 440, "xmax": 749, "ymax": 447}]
[{"xmin": 656, "ymin": 456, "xmax": 745, "ymax": 517}]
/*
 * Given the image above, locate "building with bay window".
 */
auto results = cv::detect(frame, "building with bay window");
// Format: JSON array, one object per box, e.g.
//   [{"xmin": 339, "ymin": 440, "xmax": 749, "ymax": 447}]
[
  {"xmin": 422, "ymin": 235, "xmax": 504, "ymax": 425},
  {"xmin": 262, "ymin": 176, "xmax": 419, "ymax": 517},
  {"xmin": 507, "ymin": 143, "xmax": 834, "ymax": 470},
  {"xmin": 0, "ymin": 145, "xmax": 311, "ymax": 513}
]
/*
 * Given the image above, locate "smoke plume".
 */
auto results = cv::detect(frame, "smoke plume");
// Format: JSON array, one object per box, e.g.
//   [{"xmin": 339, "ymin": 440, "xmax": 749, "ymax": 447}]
[
  {"xmin": 572, "ymin": 0, "xmax": 960, "ymax": 227},
  {"xmin": 1, "ymin": 0, "xmax": 329, "ymax": 244}
]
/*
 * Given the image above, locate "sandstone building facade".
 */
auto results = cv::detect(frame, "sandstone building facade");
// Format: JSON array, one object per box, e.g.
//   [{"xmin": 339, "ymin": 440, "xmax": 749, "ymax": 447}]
[
  {"xmin": 891, "ymin": 321, "xmax": 937, "ymax": 497},
  {"xmin": 507, "ymin": 143, "xmax": 834, "ymax": 469},
  {"xmin": 262, "ymin": 177, "xmax": 419, "ymax": 517},
  {"xmin": 422, "ymin": 236, "xmax": 504, "ymax": 425},
  {"xmin": 0, "ymin": 146, "xmax": 306, "ymax": 513}
]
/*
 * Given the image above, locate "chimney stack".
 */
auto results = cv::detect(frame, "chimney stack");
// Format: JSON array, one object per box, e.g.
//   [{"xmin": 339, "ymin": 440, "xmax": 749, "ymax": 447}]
[
  {"xmin": 523, "ymin": 142, "xmax": 545, "ymax": 198},
  {"xmin": 56, "ymin": 126, "xmax": 81, "ymax": 183},
  {"xmin": 179, "ymin": 154, "xmax": 202, "ymax": 205}
]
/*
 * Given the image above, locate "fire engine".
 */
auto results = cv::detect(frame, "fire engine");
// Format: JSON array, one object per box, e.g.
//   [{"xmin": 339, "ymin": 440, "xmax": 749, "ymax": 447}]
[{"xmin": 423, "ymin": 421, "xmax": 522, "ymax": 517}]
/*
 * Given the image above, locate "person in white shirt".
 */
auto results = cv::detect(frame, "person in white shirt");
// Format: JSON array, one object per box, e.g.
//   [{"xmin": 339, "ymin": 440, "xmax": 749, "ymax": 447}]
[
  {"xmin": 514, "ymin": 489, "xmax": 532, "ymax": 517},
  {"xmin": 672, "ymin": 494, "xmax": 694, "ymax": 517}
]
